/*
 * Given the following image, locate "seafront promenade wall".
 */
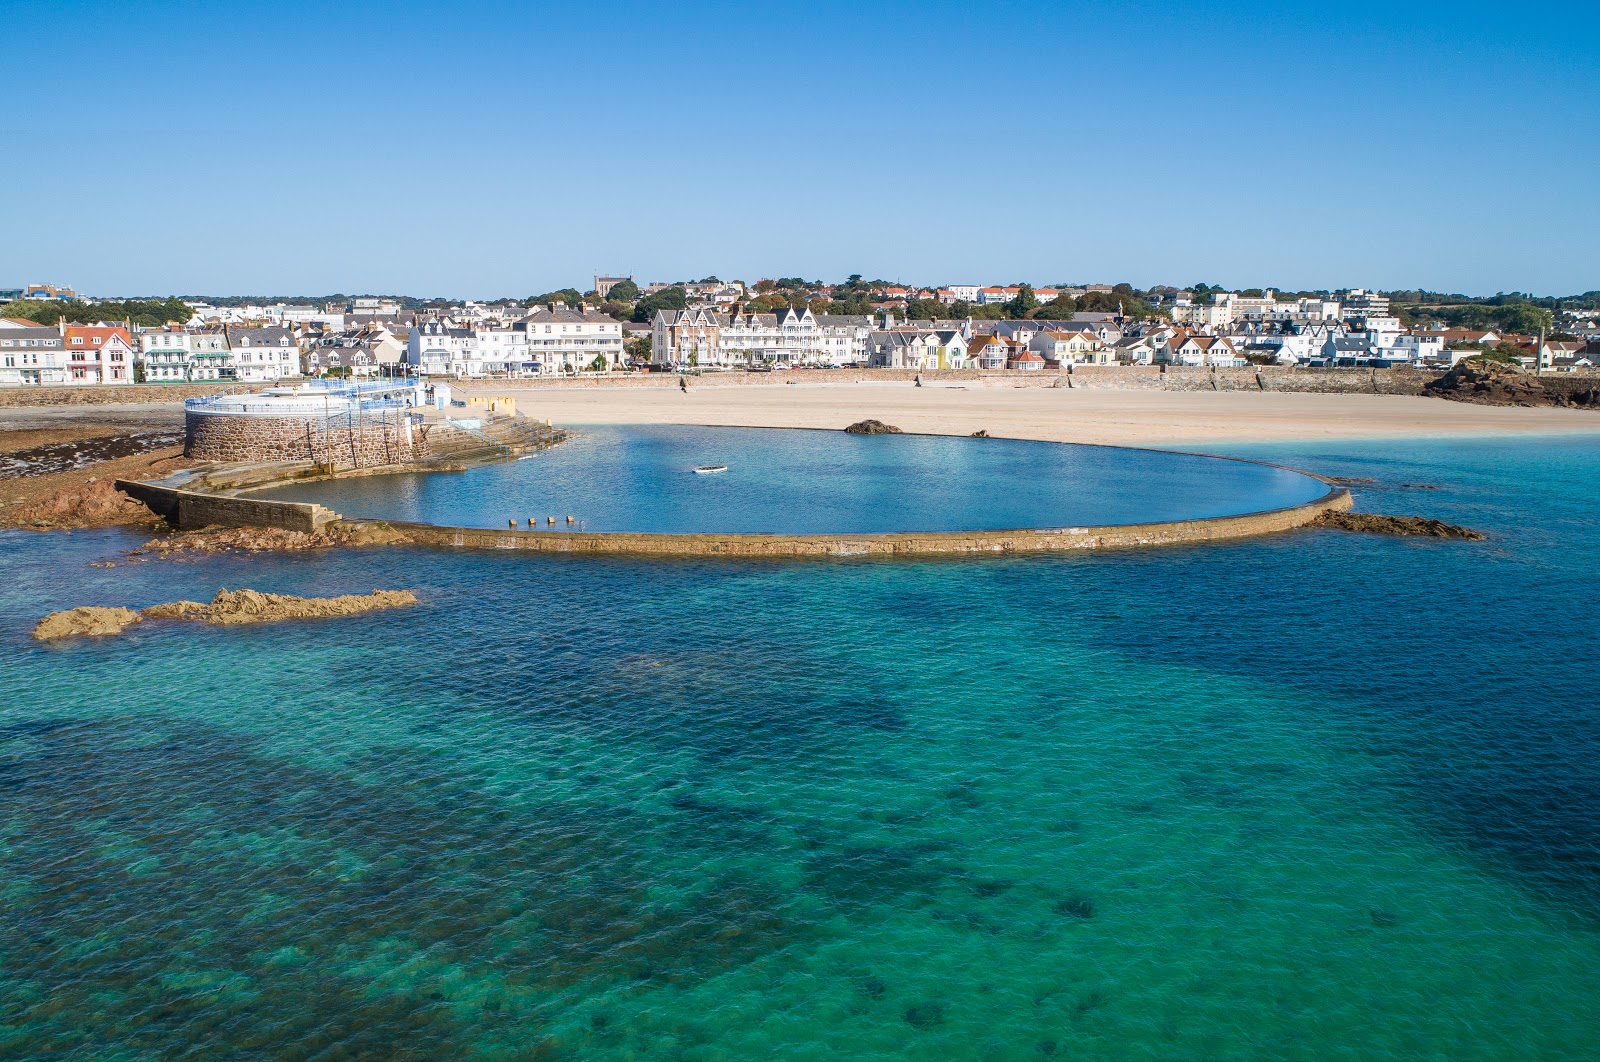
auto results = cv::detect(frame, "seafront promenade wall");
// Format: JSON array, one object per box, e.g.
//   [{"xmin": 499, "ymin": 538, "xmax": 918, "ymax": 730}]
[
  {"xmin": 0, "ymin": 383, "xmax": 256, "ymax": 407},
  {"xmin": 390, "ymin": 487, "xmax": 1351, "ymax": 558},
  {"xmin": 116, "ymin": 480, "xmax": 341, "ymax": 532},
  {"xmin": 458, "ymin": 366, "xmax": 1437, "ymax": 394},
  {"xmin": 461, "ymin": 365, "xmax": 1600, "ymax": 398}
]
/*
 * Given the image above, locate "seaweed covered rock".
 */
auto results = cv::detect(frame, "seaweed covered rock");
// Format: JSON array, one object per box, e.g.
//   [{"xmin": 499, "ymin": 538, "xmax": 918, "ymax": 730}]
[
  {"xmin": 1313, "ymin": 511, "xmax": 1485, "ymax": 540},
  {"xmin": 844, "ymin": 419, "xmax": 903, "ymax": 435}
]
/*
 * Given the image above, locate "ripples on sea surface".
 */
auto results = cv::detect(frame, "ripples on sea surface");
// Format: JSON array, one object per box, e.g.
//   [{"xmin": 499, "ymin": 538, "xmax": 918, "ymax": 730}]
[{"xmin": 2, "ymin": 435, "xmax": 1598, "ymax": 1059}]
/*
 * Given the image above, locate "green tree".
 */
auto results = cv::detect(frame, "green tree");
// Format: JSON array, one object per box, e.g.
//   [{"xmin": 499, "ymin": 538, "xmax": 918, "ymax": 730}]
[
  {"xmin": 527, "ymin": 288, "xmax": 584, "ymax": 307},
  {"xmin": 1003, "ymin": 284, "xmax": 1039, "ymax": 318},
  {"xmin": 605, "ymin": 278, "xmax": 640, "ymax": 303},
  {"xmin": 1031, "ymin": 296, "xmax": 1078, "ymax": 320},
  {"xmin": 631, "ymin": 286, "xmax": 688, "ymax": 322}
]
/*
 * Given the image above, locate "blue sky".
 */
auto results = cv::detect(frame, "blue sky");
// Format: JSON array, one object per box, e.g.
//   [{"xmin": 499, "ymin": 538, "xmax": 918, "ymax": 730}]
[{"xmin": 4, "ymin": 0, "xmax": 1596, "ymax": 298}]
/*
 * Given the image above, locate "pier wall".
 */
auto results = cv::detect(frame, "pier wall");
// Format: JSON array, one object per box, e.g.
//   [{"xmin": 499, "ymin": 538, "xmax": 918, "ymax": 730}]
[{"xmin": 116, "ymin": 480, "xmax": 341, "ymax": 532}]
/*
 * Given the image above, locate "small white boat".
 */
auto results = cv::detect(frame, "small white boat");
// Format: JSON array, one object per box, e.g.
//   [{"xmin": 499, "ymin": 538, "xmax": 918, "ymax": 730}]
[{"xmin": 693, "ymin": 465, "xmax": 728, "ymax": 474}]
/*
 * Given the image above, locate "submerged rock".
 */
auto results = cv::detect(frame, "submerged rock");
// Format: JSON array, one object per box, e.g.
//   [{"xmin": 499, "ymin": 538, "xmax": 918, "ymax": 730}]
[
  {"xmin": 1312, "ymin": 510, "xmax": 1485, "ymax": 540},
  {"xmin": 904, "ymin": 1002, "xmax": 946, "ymax": 1029},
  {"xmin": 844, "ymin": 419, "xmax": 903, "ymax": 435},
  {"xmin": 33, "ymin": 606, "xmax": 143, "ymax": 641},
  {"xmin": 33, "ymin": 588, "xmax": 417, "ymax": 641},
  {"xmin": 1052, "ymin": 896, "xmax": 1096, "ymax": 920}
]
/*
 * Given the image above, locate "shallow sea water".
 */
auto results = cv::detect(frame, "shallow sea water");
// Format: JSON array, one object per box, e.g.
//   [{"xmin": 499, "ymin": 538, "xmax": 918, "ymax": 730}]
[
  {"xmin": 253, "ymin": 425, "xmax": 1330, "ymax": 532},
  {"xmin": 2, "ymin": 434, "xmax": 1598, "ymax": 1059}
]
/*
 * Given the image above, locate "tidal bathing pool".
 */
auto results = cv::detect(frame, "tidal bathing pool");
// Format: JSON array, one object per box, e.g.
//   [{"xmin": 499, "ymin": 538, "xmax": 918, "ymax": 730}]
[{"xmin": 253, "ymin": 425, "xmax": 1332, "ymax": 534}]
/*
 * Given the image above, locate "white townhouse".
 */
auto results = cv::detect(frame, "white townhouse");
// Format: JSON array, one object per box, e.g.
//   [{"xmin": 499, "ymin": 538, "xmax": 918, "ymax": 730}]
[
  {"xmin": 815, "ymin": 314, "xmax": 873, "ymax": 366},
  {"xmin": 942, "ymin": 285, "xmax": 981, "ymax": 303},
  {"xmin": 522, "ymin": 304, "xmax": 624, "ymax": 374},
  {"xmin": 719, "ymin": 306, "xmax": 822, "ymax": 367},
  {"xmin": 475, "ymin": 321, "xmax": 533, "ymax": 375},
  {"xmin": 138, "ymin": 327, "xmax": 195, "ymax": 381},
  {"xmin": 1162, "ymin": 334, "xmax": 1242, "ymax": 367},
  {"xmin": 406, "ymin": 319, "xmax": 479, "ymax": 376},
  {"xmin": 223, "ymin": 327, "xmax": 300, "ymax": 382},
  {"xmin": 0, "ymin": 326, "xmax": 67, "ymax": 386}
]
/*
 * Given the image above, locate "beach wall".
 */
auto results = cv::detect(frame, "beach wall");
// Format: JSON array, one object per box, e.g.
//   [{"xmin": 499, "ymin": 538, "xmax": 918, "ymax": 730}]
[
  {"xmin": 0, "ymin": 383, "xmax": 257, "ymax": 406},
  {"xmin": 459, "ymin": 367, "xmax": 1443, "ymax": 394},
  {"xmin": 185, "ymin": 411, "xmax": 425, "ymax": 470},
  {"xmin": 389, "ymin": 487, "xmax": 1351, "ymax": 559},
  {"xmin": 115, "ymin": 480, "xmax": 341, "ymax": 532}
]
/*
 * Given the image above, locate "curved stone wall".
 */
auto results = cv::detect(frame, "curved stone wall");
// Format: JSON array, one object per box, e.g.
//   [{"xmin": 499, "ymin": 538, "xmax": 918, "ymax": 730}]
[
  {"xmin": 389, "ymin": 486, "xmax": 1352, "ymax": 558},
  {"xmin": 185, "ymin": 411, "xmax": 423, "ymax": 469}
]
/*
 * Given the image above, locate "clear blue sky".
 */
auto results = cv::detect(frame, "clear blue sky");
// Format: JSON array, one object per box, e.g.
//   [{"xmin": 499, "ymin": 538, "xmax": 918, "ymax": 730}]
[{"xmin": 4, "ymin": 0, "xmax": 1595, "ymax": 299}]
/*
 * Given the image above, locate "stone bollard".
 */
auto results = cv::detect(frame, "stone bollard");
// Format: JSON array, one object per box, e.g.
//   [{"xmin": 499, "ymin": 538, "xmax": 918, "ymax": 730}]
[
  {"xmin": 509, "ymin": 518, "xmax": 517, "ymax": 529},
  {"xmin": 530, "ymin": 517, "xmax": 537, "ymax": 530},
  {"xmin": 566, "ymin": 515, "xmax": 575, "ymax": 525},
  {"xmin": 547, "ymin": 516, "xmax": 555, "ymax": 526}
]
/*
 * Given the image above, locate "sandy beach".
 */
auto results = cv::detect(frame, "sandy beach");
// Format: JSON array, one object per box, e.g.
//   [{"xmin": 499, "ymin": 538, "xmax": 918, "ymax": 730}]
[{"xmin": 480, "ymin": 381, "xmax": 1600, "ymax": 447}]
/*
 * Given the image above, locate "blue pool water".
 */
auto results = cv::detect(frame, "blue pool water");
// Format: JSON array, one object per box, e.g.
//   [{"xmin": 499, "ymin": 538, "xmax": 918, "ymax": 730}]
[
  {"xmin": 2, "ymin": 434, "xmax": 1599, "ymax": 1059},
  {"xmin": 252, "ymin": 425, "xmax": 1331, "ymax": 532}
]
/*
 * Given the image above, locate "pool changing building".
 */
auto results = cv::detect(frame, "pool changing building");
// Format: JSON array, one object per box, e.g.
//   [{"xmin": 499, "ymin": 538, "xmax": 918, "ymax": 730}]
[{"xmin": 183, "ymin": 381, "xmax": 429, "ymax": 470}]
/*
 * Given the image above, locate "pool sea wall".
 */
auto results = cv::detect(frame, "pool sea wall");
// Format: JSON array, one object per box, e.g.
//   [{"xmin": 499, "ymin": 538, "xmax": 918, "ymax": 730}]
[
  {"xmin": 116, "ymin": 475, "xmax": 1349, "ymax": 554},
  {"xmin": 387, "ymin": 486, "xmax": 1350, "ymax": 557}
]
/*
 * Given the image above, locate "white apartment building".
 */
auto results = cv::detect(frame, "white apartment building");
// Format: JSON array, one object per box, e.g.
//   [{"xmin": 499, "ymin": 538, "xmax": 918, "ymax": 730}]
[
  {"xmin": 0, "ymin": 326, "xmax": 67, "ymax": 386},
  {"xmin": 719, "ymin": 307, "xmax": 822, "ymax": 366},
  {"xmin": 816, "ymin": 314, "xmax": 873, "ymax": 365}
]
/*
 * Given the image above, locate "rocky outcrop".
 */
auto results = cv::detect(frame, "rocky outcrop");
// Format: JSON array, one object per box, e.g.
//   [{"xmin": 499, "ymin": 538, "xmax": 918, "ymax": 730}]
[
  {"xmin": 844, "ymin": 419, "xmax": 903, "ymax": 435},
  {"xmin": 133, "ymin": 521, "xmax": 411, "ymax": 558},
  {"xmin": 32, "ymin": 606, "xmax": 144, "ymax": 640},
  {"xmin": 33, "ymin": 588, "xmax": 417, "ymax": 641},
  {"xmin": 1423, "ymin": 359, "xmax": 1583, "ymax": 407},
  {"xmin": 1312, "ymin": 510, "xmax": 1485, "ymax": 540}
]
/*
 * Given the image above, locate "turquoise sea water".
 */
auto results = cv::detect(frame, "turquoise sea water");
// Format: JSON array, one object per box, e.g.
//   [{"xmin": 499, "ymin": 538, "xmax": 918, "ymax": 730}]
[
  {"xmin": 253, "ymin": 426, "xmax": 1331, "ymax": 532},
  {"xmin": 3, "ymin": 434, "xmax": 1599, "ymax": 1059}
]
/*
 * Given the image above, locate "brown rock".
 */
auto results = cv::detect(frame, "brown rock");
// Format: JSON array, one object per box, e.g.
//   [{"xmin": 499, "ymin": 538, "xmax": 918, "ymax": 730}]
[
  {"xmin": 1424, "ymin": 359, "xmax": 1558, "ymax": 407},
  {"xmin": 33, "ymin": 588, "xmax": 416, "ymax": 641},
  {"xmin": 196, "ymin": 587, "xmax": 418, "ymax": 626},
  {"xmin": 33, "ymin": 606, "xmax": 143, "ymax": 640}
]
